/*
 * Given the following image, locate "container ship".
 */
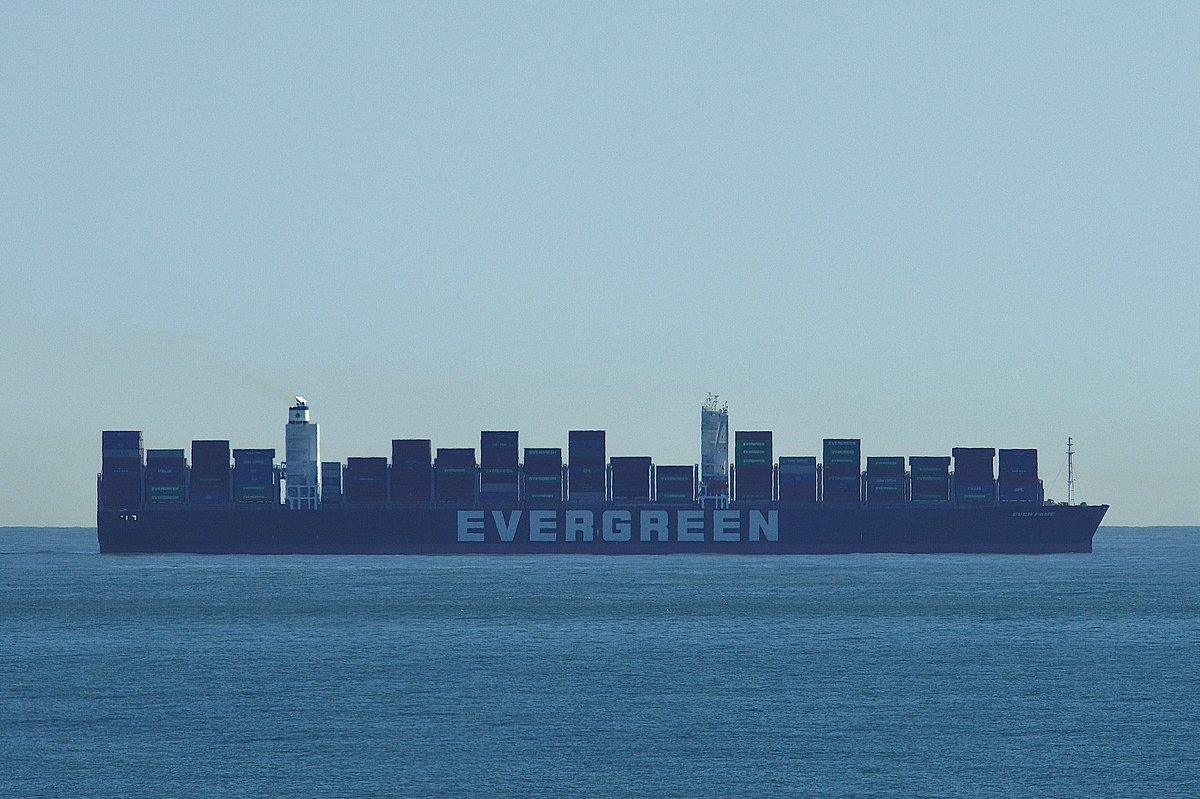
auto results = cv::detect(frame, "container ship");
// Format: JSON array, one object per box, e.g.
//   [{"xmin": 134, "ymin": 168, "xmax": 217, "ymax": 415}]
[{"xmin": 96, "ymin": 396, "xmax": 1107, "ymax": 554}]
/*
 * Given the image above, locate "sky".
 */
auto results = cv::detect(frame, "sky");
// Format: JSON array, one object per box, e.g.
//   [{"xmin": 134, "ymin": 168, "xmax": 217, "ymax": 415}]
[{"xmin": 1, "ymin": 1, "xmax": 1197, "ymax": 526}]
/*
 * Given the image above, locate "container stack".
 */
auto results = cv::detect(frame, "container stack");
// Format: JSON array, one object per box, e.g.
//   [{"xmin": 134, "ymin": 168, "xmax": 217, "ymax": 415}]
[
  {"xmin": 144, "ymin": 448, "xmax": 186, "ymax": 505},
  {"xmin": 391, "ymin": 440, "xmax": 432, "ymax": 502},
  {"xmin": 952, "ymin": 448, "xmax": 996, "ymax": 504},
  {"xmin": 101, "ymin": 431, "xmax": 144, "ymax": 510},
  {"xmin": 320, "ymin": 462, "xmax": 343, "ymax": 504},
  {"xmin": 909, "ymin": 457, "xmax": 950, "ymax": 502},
  {"xmin": 189, "ymin": 440, "xmax": 231, "ymax": 504},
  {"xmin": 734, "ymin": 431, "xmax": 772, "ymax": 501},
  {"xmin": 655, "ymin": 465, "xmax": 696, "ymax": 503},
  {"xmin": 865, "ymin": 457, "xmax": 906, "ymax": 503},
  {"xmin": 822, "ymin": 439, "xmax": 861, "ymax": 502},
  {"xmin": 568, "ymin": 431, "xmax": 606, "ymax": 501},
  {"xmin": 998, "ymin": 449, "xmax": 1041, "ymax": 504},
  {"xmin": 344, "ymin": 457, "xmax": 388, "ymax": 503},
  {"xmin": 778, "ymin": 456, "xmax": 817, "ymax": 502},
  {"xmin": 233, "ymin": 448, "xmax": 277, "ymax": 505},
  {"xmin": 480, "ymin": 431, "xmax": 519, "ymax": 502},
  {"xmin": 610, "ymin": 456, "xmax": 652, "ymax": 501},
  {"xmin": 523, "ymin": 448, "xmax": 563, "ymax": 502},
  {"xmin": 434, "ymin": 448, "xmax": 477, "ymax": 502}
]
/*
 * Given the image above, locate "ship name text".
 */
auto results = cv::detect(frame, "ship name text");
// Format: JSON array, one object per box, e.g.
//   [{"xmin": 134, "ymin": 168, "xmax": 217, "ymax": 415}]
[{"xmin": 456, "ymin": 509, "xmax": 779, "ymax": 544}]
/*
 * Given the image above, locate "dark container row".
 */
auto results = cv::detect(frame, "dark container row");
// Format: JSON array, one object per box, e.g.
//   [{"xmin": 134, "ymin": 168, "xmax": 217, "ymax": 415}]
[{"xmin": 102, "ymin": 431, "xmax": 1044, "ymax": 507}]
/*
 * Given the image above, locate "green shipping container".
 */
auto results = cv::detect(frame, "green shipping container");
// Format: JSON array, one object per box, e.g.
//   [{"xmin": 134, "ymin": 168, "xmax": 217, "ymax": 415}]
[
  {"xmin": 148, "ymin": 485, "xmax": 184, "ymax": 503},
  {"xmin": 235, "ymin": 485, "xmax": 273, "ymax": 503}
]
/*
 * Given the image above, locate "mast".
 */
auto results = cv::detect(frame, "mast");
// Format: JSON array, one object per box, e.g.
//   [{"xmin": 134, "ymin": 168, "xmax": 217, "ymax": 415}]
[{"xmin": 1066, "ymin": 437, "xmax": 1075, "ymax": 506}]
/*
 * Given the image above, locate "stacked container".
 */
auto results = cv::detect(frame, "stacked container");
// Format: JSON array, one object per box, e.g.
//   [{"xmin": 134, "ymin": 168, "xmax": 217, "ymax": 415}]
[
  {"xmin": 391, "ymin": 440, "xmax": 432, "ymax": 502},
  {"xmin": 101, "ymin": 431, "xmax": 144, "ymax": 509},
  {"xmin": 998, "ymin": 449, "xmax": 1041, "ymax": 504},
  {"xmin": 190, "ymin": 440, "xmax": 231, "ymax": 505},
  {"xmin": 822, "ymin": 439, "xmax": 861, "ymax": 502},
  {"xmin": 345, "ymin": 457, "xmax": 388, "ymax": 503},
  {"xmin": 778, "ymin": 456, "xmax": 817, "ymax": 502},
  {"xmin": 610, "ymin": 456, "xmax": 652, "ymax": 501},
  {"xmin": 321, "ymin": 462, "xmax": 343, "ymax": 504},
  {"xmin": 233, "ymin": 448, "xmax": 277, "ymax": 505},
  {"xmin": 434, "ymin": 448, "xmax": 477, "ymax": 503},
  {"xmin": 480, "ymin": 431, "xmax": 519, "ymax": 502},
  {"xmin": 568, "ymin": 431, "xmax": 606, "ymax": 501},
  {"xmin": 909, "ymin": 456, "xmax": 950, "ymax": 502},
  {"xmin": 144, "ymin": 448, "xmax": 186, "ymax": 505},
  {"xmin": 391, "ymin": 439, "xmax": 434, "ymax": 501},
  {"xmin": 734, "ymin": 431, "xmax": 772, "ymax": 501},
  {"xmin": 865, "ymin": 456, "xmax": 906, "ymax": 504},
  {"xmin": 523, "ymin": 448, "xmax": 563, "ymax": 502},
  {"xmin": 952, "ymin": 448, "xmax": 996, "ymax": 504},
  {"xmin": 655, "ymin": 465, "xmax": 696, "ymax": 503}
]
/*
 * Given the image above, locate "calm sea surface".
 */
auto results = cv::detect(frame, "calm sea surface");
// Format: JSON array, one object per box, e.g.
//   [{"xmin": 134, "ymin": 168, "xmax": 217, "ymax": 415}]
[{"xmin": 1, "ymin": 526, "xmax": 1197, "ymax": 798}]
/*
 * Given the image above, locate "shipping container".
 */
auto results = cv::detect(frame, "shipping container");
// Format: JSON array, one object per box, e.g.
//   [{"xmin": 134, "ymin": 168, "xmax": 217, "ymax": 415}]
[
  {"xmin": 735, "ymin": 463, "xmax": 772, "ymax": 501},
  {"xmin": 480, "ymin": 475, "xmax": 519, "ymax": 502},
  {"xmin": 435, "ymin": 448, "xmax": 476, "ymax": 466},
  {"xmin": 234, "ymin": 467, "xmax": 275, "ymax": 487},
  {"xmin": 345, "ymin": 457, "xmax": 389, "ymax": 503},
  {"xmin": 145, "ymin": 457, "xmax": 187, "ymax": 505},
  {"xmin": 321, "ymin": 462, "xmax": 343, "ymax": 503},
  {"xmin": 654, "ymin": 465, "xmax": 695, "ymax": 503},
  {"xmin": 954, "ymin": 480, "xmax": 996, "ymax": 504},
  {"xmin": 866, "ymin": 457, "xmax": 905, "ymax": 478},
  {"xmin": 999, "ymin": 479, "xmax": 1042, "ymax": 504},
  {"xmin": 778, "ymin": 457, "xmax": 817, "ymax": 503},
  {"xmin": 524, "ymin": 448, "xmax": 563, "ymax": 502},
  {"xmin": 189, "ymin": 473, "xmax": 230, "ymax": 504},
  {"xmin": 568, "ymin": 431, "xmax": 606, "ymax": 500},
  {"xmin": 481, "ymin": 431, "xmax": 519, "ymax": 470},
  {"xmin": 952, "ymin": 448, "xmax": 995, "ymax": 482},
  {"xmin": 778, "ymin": 456, "xmax": 817, "ymax": 474},
  {"xmin": 146, "ymin": 449, "xmax": 186, "ymax": 464},
  {"xmin": 233, "ymin": 449, "xmax": 276, "ymax": 488},
  {"xmin": 909, "ymin": 456, "xmax": 951, "ymax": 478},
  {"xmin": 145, "ymin": 463, "xmax": 186, "ymax": 481},
  {"xmin": 191, "ymin": 440, "xmax": 231, "ymax": 476},
  {"xmin": 865, "ymin": 475, "xmax": 905, "ymax": 503},
  {"xmin": 823, "ymin": 472, "xmax": 861, "ymax": 502},
  {"xmin": 734, "ymin": 431, "xmax": 772, "ymax": 466},
  {"xmin": 234, "ymin": 484, "xmax": 274, "ymax": 504},
  {"xmin": 102, "ymin": 431, "xmax": 144, "ymax": 463},
  {"xmin": 524, "ymin": 448, "xmax": 563, "ymax": 473},
  {"xmin": 998, "ymin": 449, "xmax": 1039, "ymax": 479},
  {"xmin": 146, "ymin": 484, "xmax": 185, "ymax": 504},
  {"xmin": 610, "ymin": 457, "xmax": 652, "ymax": 501},
  {"xmin": 233, "ymin": 448, "xmax": 275, "ymax": 462},
  {"xmin": 910, "ymin": 475, "xmax": 950, "ymax": 502},
  {"xmin": 568, "ymin": 430, "xmax": 605, "ymax": 455},
  {"xmin": 391, "ymin": 439, "xmax": 432, "ymax": 502},
  {"xmin": 103, "ymin": 430, "xmax": 143, "ymax": 448},
  {"xmin": 823, "ymin": 439, "xmax": 861, "ymax": 475},
  {"xmin": 435, "ymin": 449, "xmax": 477, "ymax": 502}
]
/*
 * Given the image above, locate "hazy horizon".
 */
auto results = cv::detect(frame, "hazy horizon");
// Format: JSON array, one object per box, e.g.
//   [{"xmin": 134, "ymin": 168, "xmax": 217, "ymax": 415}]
[{"xmin": 3, "ymin": 2, "xmax": 1197, "ymax": 526}]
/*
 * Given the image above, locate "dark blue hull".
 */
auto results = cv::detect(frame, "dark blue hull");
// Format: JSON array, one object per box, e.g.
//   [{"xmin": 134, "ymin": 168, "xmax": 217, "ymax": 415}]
[{"xmin": 97, "ymin": 502, "xmax": 1108, "ymax": 554}]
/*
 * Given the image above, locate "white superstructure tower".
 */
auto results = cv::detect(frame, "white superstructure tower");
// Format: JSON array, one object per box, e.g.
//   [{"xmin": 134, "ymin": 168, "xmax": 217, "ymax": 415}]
[
  {"xmin": 699, "ymin": 394, "xmax": 730, "ymax": 508},
  {"xmin": 285, "ymin": 396, "xmax": 320, "ymax": 510}
]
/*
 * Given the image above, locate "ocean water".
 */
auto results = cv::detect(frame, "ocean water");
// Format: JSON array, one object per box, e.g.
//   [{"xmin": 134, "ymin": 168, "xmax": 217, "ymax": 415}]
[{"xmin": 1, "ymin": 527, "xmax": 1196, "ymax": 798}]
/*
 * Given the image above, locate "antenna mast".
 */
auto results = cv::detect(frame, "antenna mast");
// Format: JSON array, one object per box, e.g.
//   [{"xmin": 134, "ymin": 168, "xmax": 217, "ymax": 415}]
[{"xmin": 1066, "ymin": 437, "xmax": 1075, "ymax": 506}]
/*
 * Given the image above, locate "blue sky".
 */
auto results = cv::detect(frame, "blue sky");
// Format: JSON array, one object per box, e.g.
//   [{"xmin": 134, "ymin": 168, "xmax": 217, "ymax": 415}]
[{"xmin": 2, "ymin": 1, "xmax": 1197, "ymax": 525}]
